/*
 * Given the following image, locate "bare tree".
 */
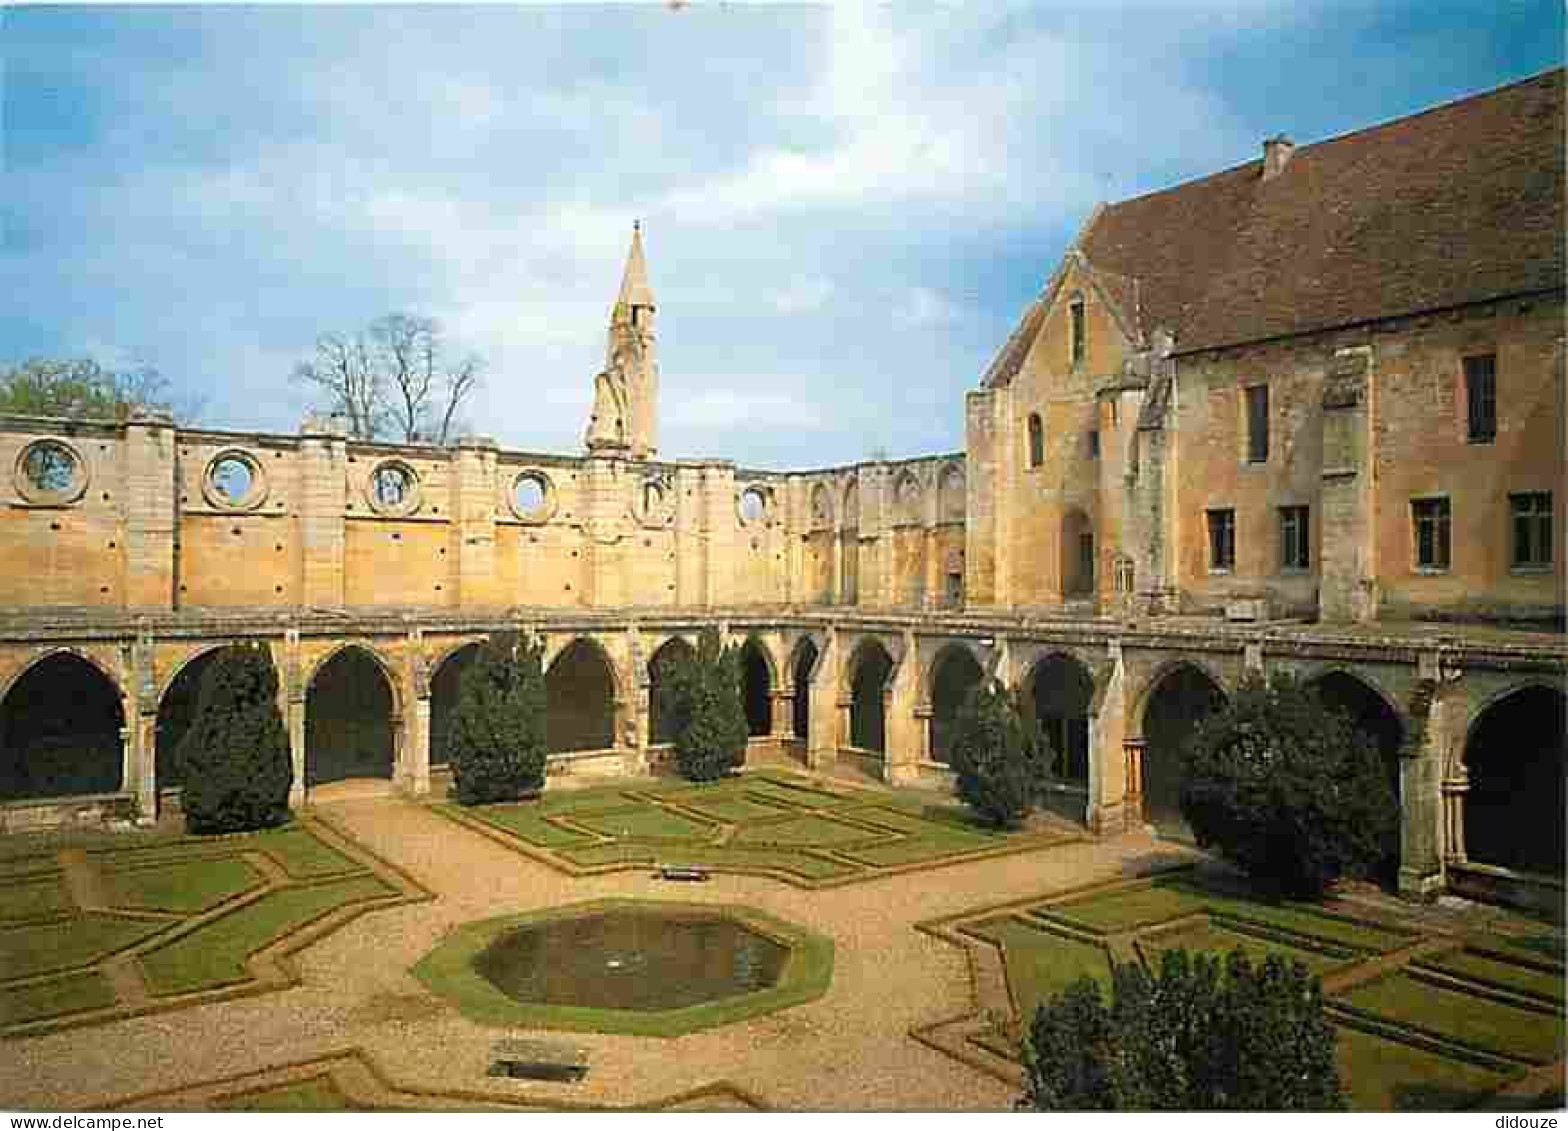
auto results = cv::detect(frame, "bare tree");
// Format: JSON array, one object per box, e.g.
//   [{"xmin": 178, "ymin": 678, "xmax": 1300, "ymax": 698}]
[{"xmin": 292, "ymin": 313, "xmax": 483, "ymax": 444}]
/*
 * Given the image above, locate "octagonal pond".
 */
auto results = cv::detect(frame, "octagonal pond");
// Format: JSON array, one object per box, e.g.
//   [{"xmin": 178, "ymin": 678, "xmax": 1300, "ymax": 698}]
[
  {"xmin": 474, "ymin": 909, "xmax": 788, "ymax": 1012},
  {"xmin": 413, "ymin": 899, "xmax": 835, "ymax": 1036}
]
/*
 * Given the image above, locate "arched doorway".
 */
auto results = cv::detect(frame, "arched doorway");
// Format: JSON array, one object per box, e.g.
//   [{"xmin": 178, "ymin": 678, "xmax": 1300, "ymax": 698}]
[
  {"xmin": 548, "ymin": 639, "xmax": 616, "ymax": 753},
  {"xmin": 740, "ymin": 639, "xmax": 773, "ymax": 738},
  {"xmin": 1062, "ymin": 508, "xmax": 1094, "ymax": 598},
  {"xmin": 1464, "ymin": 686, "xmax": 1565, "ymax": 875},
  {"xmin": 1308, "ymin": 671, "xmax": 1405, "ymax": 873},
  {"xmin": 156, "ymin": 646, "xmax": 248, "ymax": 792},
  {"xmin": 1141, "ymin": 664, "xmax": 1226, "ymax": 828},
  {"xmin": 930, "ymin": 646, "xmax": 984, "ymax": 765},
  {"xmin": 1030, "ymin": 654, "xmax": 1094, "ymax": 784},
  {"xmin": 306, "ymin": 647, "xmax": 395, "ymax": 787},
  {"xmin": 647, "ymin": 637, "xmax": 694, "ymax": 746},
  {"xmin": 848, "ymin": 640, "xmax": 894, "ymax": 754},
  {"xmin": 791, "ymin": 639, "xmax": 818, "ymax": 740},
  {"xmin": 429, "ymin": 643, "xmax": 482, "ymax": 769},
  {"xmin": 1, "ymin": 653, "xmax": 123, "ymax": 800}
]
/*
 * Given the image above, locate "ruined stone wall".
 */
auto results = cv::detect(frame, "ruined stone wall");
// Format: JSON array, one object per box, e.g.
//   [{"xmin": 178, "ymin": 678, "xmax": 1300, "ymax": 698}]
[{"xmin": 0, "ymin": 416, "xmax": 966, "ymax": 618}]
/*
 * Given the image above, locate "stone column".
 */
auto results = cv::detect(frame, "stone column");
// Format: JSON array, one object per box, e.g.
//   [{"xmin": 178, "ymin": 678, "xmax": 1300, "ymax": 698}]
[
  {"xmin": 806, "ymin": 629, "xmax": 839, "ymax": 769},
  {"xmin": 298, "ymin": 416, "xmax": 348, "ymax": 608},
  {"xmin": 283, "ymin": 629, "xmax": 307, "ymax": 807},
  {"xmin": 1122, "ymin": 739, "xmax": 1146, "ymax": 826},
  {"xmin": 122, "ymin": 410, "xmax": 177, "ymax": 611},
  {"xmin": 770, "ymin": 688, "xmax": 792, "ymax": 742},
  {"xmin": 129, "ymin": 625, "xmax": 158, "ymax": 822},
  {"xmin": 452, "ymin": 436, "xmax": 500, "ymax": 609},
  {"xmin": 403, "ymin": 630, "xmax": 431, "ymax": 797}
]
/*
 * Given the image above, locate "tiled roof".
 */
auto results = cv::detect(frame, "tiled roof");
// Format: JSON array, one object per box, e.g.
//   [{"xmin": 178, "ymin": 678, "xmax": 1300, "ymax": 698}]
[{"xmin": 1079, "ymin": 69, "xmax": 1564, "ymax": 356}]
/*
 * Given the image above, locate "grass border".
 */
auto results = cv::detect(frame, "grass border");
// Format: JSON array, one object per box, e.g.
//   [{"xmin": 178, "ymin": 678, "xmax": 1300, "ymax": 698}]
[{"xmin": 411, "ymin": 897, "xmax": 833, "ymax": 1038}]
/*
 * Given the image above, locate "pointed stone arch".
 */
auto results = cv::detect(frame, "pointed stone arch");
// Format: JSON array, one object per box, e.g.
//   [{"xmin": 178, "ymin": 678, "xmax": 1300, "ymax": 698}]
[
  {"xmin": 845, "ymin": 637, "xmax": 895, "ymax": 754},
  {"xmin": 1, "ymin": 650, "xmax": 126, "ymax": 801},
  {"xmin": 1138, "ymin": 660, "xmax": 1227, "ymax": 827},
  {"xmin": 429, "ymin": 640, "xmax": 485, "ymax": 769},
  {"xmin": 738, "ymin": 636, "xmax": 775, "ymax": 737},
  {"xmin": 155, "ymin": 643, "xmax": 255, "ymax": 791},
  {"xmin": 789, "ymin": 635, "xmax": 822, "ymax": 741},
  {"xmin": 928, "ymin": 643, "xmax": 985, "ymax": 765},
  {"xmin": 647, "ymin": 635, "xmax": 696, "ymax": 746},
  {"xmin": 1025, "ymin": 651, "xmax": 1096, "ymax": 784},
  {"xmin": 305, "ymin": 643, "xmax": 398, "ymax": 787},
  {"xmin": 1461, "ymin": 681, "xmax": 1565, "ymax": 875},
  {"xmin": 547, "ymin": 637, "xmax": 619, "ymax": 753}
]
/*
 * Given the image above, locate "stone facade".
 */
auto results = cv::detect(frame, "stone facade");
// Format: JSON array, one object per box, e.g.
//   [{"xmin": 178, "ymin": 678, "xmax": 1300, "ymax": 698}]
[{"xmin": 2, "ymin": 74, "xmax": 1564, "ymax": 911}]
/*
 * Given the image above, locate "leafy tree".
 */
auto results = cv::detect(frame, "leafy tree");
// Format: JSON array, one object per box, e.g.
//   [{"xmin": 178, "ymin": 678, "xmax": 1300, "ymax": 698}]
[
  {"xmin": 948, "ymin": 680, "xmax": 1045, "ymax": 828},
  {"xmin": 292, "ymin": 313, "xmax": 482, "ymax": 444},
  {"xmin": 0, "ymin": 357, "xmax": 194, "ymax": 422},
  {"xmin": 179, "ymin": 644, "xmax": 293, "ymax": 835},
  {"xmin": 449, "ymin": 632, "xmax": 548, "ymax": 805},
  {"xmin": 1022, "ymin": 948, "xmax": 1345, "ymax": 1111},
  {"xmin": 667, "ymin": 627, "xmax": 749, "ymax": 782},
  {"xmin": 1179, "ymin": 673, "xmax": 1397, "ymax": 898}
]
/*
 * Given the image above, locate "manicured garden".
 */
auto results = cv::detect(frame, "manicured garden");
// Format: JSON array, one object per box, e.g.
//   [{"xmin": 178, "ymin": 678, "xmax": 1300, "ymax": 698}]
[
  {"xmin": 926, "ymin": 871, "xmax": 1566, "ymax": 1111},
  {"xmin": 434, "ymin": 768, "xmax": 1078, "ymax": 886},
  {"xmin": 0, "ymin": 819, "xmax": 422, "ymax": 1035}
]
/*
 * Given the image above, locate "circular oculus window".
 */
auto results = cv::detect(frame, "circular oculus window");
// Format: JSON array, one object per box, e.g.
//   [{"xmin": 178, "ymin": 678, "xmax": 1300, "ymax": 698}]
[
  {"xmin": 201, "ymin": 449, "xmax": 267, "ymax": 511},
  {"xmin": 738, "ymin": 485, "xmax": 769, "ymax": 526},
  {"xmin": 15, "ymin": 438, "xmax": 88, "ymax": 506},
  {"xmin": 365, "ymin": 459, "xmax": 421, "ymax": 517},
  {"xmin": 510, "ymin": 470, "xmax": 556, "ymax": 524}
]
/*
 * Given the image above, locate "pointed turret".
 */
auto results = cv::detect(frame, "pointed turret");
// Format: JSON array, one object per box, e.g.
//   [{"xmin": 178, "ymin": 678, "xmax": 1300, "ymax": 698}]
[
  {"xmin": 614, "ymin": 220, "xmax": 656, "ymax": 313},
  {"xmin": 585, "ymin": 223, "xmax": 660, "ymax": 459}
]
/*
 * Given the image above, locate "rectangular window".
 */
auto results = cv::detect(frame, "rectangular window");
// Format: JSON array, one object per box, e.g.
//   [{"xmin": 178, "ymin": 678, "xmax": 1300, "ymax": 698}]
[
  {"xmin": 1511, "ymin": 492, "xmax": 1553, "ymax": 568},
  {"xmin": 1245, "ymin": 385, "xmax": 1270, "ymax": 463},
  {"xmin": 1279, "ymin": 505, "xmax": 1310, "ymax": 570},
  {"xmin": 1070, "ymin": 298, "xmax": 1086, "ymax": 367},
  {"xmin": 1088, "ymin": 430, "xmax": 1100, "ymax": 459},
  {"xmin": 1465, "ymin": 354, "xmax": 1496, "ymax": 443},
  {"xmin": 1412, "ymin": 498, "xmax": 1451, "ymax": 570},
  {"xmin": 1207, "ymin": 508, "xmax": 1236, "ymax": 572}
]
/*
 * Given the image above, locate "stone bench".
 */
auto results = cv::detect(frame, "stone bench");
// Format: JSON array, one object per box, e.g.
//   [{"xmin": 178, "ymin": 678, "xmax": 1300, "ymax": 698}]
[{"xmin": 490, "ymin": 1037, "xmax": 590, "ymax": 1082}]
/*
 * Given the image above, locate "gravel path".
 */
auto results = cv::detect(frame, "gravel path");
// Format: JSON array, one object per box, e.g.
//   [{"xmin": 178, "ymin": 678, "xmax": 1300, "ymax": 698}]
[{"xmin": 3, "ymin": 794, "xmax": 1190, "ymax": 1112}]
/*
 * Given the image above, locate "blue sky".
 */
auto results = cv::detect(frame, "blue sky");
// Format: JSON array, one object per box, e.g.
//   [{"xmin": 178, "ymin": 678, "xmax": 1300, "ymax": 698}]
[{"xmin": 2, "ymin": 2, "xmax": 1561, "ymax": 468}]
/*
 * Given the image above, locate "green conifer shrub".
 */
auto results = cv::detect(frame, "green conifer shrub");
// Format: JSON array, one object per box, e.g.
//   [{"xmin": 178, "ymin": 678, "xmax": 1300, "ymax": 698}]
[
  {"xmin": 450, "ymin": 632, "xmax": 548, "ymax": 805},
  {"xmin": 948, "ymin": 680, "xmax": 1045, "ymax": 828},
  {"xmin": 669, "ymin": 627, "xmax": 749, "ymax": 782},
  {"xmin": 1179, "ymin": 672, "xmax": 1397, "ymax": 898},
  {"xmin": 1022, "ymin": 948, "xmax": 1345, "ymax": 1111},
  {"xmin": 179, "ymin": 644, "xmax": 293, "ymax": 835}
]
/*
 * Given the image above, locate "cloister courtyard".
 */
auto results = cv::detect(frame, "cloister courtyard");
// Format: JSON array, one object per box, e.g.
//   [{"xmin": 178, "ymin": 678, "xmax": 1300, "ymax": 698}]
[{"xmin": 1, "ymin": 761, "xmax": 1562, "ymax": 1113}]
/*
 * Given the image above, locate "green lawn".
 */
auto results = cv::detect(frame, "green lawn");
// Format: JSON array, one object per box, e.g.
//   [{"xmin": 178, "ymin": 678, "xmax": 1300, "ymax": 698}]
[
  {"xmin": 0, "ymin": 874, "xmax": 70, "ymax": 922},
  {"xmin": 1342, "ymin": 972, "xmax": 1566, "ymax": 1065},
  {"xmin": 102, "ymin": 857, "xmax": 260, "ymax": 914},
  {"xmin": 965, "ymin": 917, "xmax": 1112, "ymax": 1017},
  {"xmin": 138, "ymin": 875, "xmax": 396, "ymax": 996},
  {"xmin": 958, "ymin": 873, "xmax": 1567, "ymax": 1111},
  {"xmin": 0, "ymin": 970, "xmax": 116, "ymax": 1026},
  {"xmin": 436, "ymin": 770, "xmax": 1065, "ymax": 886},
  {"xmin": 1335, "ymin": 1024, "xmax": 1509, "ymax": 1111},
  {"xmin": 219, "ymin": 1076, "xmax": 362, "ymax": 1112},
  {"xmin": 1416, "ymin": 948, "xmax": 1565, "ymax": 1005},
  {"xmin": 0, "ymin": 914, "xmax": 164, "ymax": 980},
  {"xmin": 0, "ymin": 821, "xmax": 415, "ymax": 1034}
]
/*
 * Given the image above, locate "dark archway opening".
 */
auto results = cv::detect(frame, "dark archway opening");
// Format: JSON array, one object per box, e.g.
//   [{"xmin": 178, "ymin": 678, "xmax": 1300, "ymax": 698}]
[
  {"xmin": 930, "ymin": 648, "xmax": 984, "ymax": 765},
  {"xmin": 647, "ymin": 638, "xmax": 694, "ymax": 746},
  {"xmin": 1142, "ymin": 665, "xmax": 1226, "ymax": 830},
  {"xmin": 0, "ymin": 654, "xmax": 124, "ymax": 800},
  {"xmin": 1465, "ymin": 686, "xmax": 1565, "ymax": 875},
  {"xmin": 548, "ymin": 640, "xmax": 616, "ymax": 753},
  {"xmin": 156, "ymin": 646, "xmax": 247, "ymax": 792},
  {"xmin": 740, "ymin": 640, "xmax": 772, "ymax": 737},
  {"xmin": 849, "ymin": 642, "xmax": 894, "ymax": 754},
  {"xmin": 1309, "ymin": 672, "xmax": 1405, "ymax": 877},
  {"xmin": 1030, "ymin": 654, "xmax": 1094, "ymax": 784},
  {"xmin": 429, "ymin": 643, "xmax": 482, "ymax": 769},
  {"xmin": 306, "ymin": 648, "xmax": 395, "ymax": 787},
  {"xmin": 791, "ymin": 640, "xmax": 818, "ymax": 740}
]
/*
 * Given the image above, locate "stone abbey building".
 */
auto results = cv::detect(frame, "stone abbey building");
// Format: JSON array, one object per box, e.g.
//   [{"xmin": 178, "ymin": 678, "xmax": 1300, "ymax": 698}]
[{"xmin": 1, "ymin": 71, "xmax": 1563, "ymax": 912}]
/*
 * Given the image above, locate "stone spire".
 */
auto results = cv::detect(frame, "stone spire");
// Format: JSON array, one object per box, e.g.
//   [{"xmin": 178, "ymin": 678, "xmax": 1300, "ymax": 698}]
[{"xmin": 585, "ymin": 222, "xmax": 660, "ymax": 459}]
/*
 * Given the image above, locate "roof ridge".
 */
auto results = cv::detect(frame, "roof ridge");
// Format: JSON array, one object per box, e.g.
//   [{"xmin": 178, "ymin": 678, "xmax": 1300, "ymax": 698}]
[{"xmin": 1103, "ymin": 66, "xmax": 1563, "ymax": 214}]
